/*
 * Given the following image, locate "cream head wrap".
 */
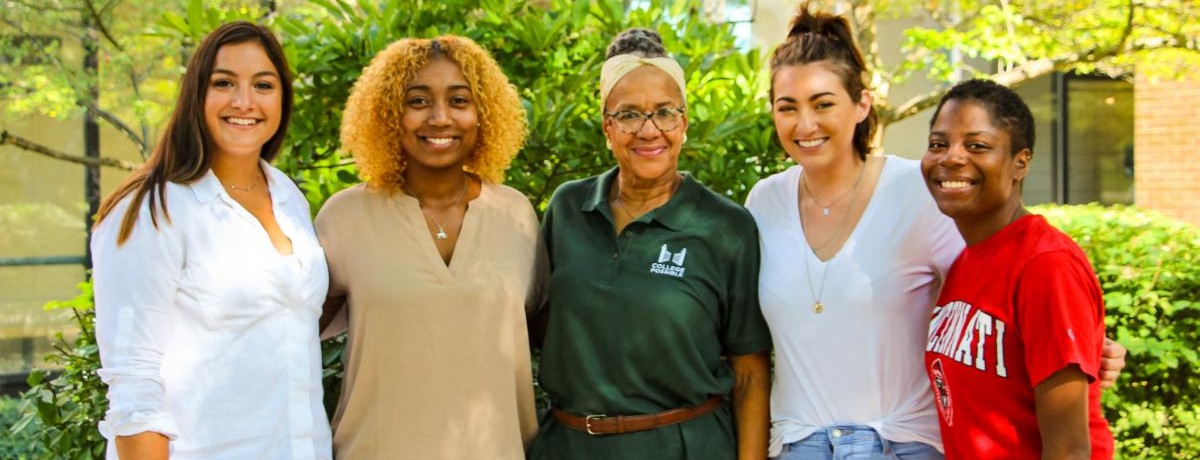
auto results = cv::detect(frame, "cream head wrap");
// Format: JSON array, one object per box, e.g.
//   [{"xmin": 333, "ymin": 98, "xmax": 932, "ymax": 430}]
[{"xmin": 599, "ymin": 54, "xmax": 687, "ymax": 111}]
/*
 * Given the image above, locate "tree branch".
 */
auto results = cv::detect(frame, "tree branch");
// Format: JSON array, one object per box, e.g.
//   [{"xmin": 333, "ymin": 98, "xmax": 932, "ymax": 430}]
[
  {"xmin": 1, "ymin": 129, "xmax": 139, "ymax": 171},
  {"xmin": 886, "ymin": 87, "xmax": 946, "ymax": 125},
  {"xmin": 295, "ymin": 158, "xmax": 357, "ymax": 170},
  {"xmin": 1120, "ymin": 0, "xmax": 1136, "ymax": 51},
  {"xmin": 82, "ymin": 0, "xmax": 124, "ymax": 52},
  {"xmin": 84, "ymin": 101, "xmax": 148, "ymax": 154},
  {"xmin": 888, "ymin": 42, "xmax": 1133, "ymax": 127}
]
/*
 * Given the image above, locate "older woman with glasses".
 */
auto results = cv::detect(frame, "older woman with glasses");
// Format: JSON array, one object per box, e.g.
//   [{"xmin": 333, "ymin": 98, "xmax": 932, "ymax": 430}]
[{"xmin": 528, "ymin": 28, "xmax": 772, "ymax": 460}]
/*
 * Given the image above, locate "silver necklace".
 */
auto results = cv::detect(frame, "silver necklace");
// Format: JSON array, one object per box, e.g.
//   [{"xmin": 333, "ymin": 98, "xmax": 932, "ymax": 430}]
[
  {"xmin": 798, "ymin": 164, "xmax": 866, "ymax": 314},
  {"xmin": 407, "ymin": 179, "xmax": 469, "ymax": 240},
  {"xmin": 801, "ymin": 161, "xmax": 865, "ymax": 216}
]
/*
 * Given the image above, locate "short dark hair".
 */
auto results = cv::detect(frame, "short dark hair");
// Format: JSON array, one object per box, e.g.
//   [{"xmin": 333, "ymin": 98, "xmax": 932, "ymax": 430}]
[{"xmin": 930, "ymin": 79, "xmax": 1035, "ymax": 155}]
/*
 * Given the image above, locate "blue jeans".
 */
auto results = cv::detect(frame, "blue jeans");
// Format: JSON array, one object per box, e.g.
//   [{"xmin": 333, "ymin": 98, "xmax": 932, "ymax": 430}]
[{"xmin": 774, "ymin": 426, "xmax": 943, "ymax": 460}]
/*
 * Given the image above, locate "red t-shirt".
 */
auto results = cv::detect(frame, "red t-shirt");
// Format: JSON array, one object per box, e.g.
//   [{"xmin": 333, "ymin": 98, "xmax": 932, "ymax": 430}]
[{"xmin": 925, "ymin": 214, "xmax": 1113, "ymax": 459}]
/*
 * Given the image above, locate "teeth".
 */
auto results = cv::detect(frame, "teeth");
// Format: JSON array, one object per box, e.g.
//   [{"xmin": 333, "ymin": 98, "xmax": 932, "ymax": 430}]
[
  {"xmin": 942, "ymin": 180, "xmax": 970, "ymax": 189},
  {"xmin": 426, "ymin": 137, "xmax": 453, "ymax": 146},
  {"xmin": 796, "ymin": 138, "xmax": 826, "ymax": 148},
  {"xmin": 226, "ymin": 117, "xmax": 258, "ymax": 126},
  {"xmin": 633, "ymin": 147, "xmax": 666, "ymax": 156}
]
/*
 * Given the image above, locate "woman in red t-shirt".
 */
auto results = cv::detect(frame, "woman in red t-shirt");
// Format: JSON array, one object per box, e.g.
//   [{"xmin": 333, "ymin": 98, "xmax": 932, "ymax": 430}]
[{"xmin": 920, "ymin": 79, "xmax": 1114, "ymax": 459}]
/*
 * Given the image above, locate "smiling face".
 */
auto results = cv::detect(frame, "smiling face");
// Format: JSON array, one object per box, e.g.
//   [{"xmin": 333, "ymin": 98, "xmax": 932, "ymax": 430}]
[
  {"xmin": 203, "ymin": 41, "xmax": 283, "ymax": 160},
  {"xmin": 399, "ymin": 56, "xmax": 480, "ymax": 177},
  {"xmin": 921, "ymin": 99, "xmax": 1030, "ymax": 240},
  {"xmin": 603, "ymin": 65, "xmax": 687, "ymax": 184},
  {"xmin": 771, "ymin": 63, "xmax": 871, "ymax": 169}
]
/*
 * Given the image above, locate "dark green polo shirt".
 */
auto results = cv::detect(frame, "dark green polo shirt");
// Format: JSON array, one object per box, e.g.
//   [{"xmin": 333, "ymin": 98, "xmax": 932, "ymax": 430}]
[{"xmin": 529, "ymin": 167, "xmax": 772, "ymax": 460}]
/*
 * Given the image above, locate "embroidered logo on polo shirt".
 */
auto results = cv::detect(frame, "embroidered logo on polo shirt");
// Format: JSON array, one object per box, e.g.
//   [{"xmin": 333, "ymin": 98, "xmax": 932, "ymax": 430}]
[{"xmin": 650, "ymin": 244, "xmax": 687, "ymax": 277}]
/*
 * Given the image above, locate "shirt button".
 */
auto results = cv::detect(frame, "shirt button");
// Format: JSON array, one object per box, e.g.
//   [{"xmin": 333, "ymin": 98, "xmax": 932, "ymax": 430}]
[
  {"xmin": 610, "ymin": 252, "xmax": 619, "ymax": 259},
  {"xmin": 831, "ymin": 428, "xmax": 843, "ymax": 438},
  {"xmin": 623, "ymin": 230, "xmax": 632, "ymax": 237}
]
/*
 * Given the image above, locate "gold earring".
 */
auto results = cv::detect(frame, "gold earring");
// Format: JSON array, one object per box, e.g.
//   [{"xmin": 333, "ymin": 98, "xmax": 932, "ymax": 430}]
[
  {"xmin": 606, "ymin": 138, "xmax": 613, "ymax": 150},
  {"xmin": 682, "ymin": 133, "xmax": 688, "ymax": 144}
]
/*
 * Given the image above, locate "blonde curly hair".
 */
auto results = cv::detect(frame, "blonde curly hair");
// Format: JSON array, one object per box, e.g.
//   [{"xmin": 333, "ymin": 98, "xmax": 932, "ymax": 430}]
[{"xmin": 340, "ymin": 35, "xmax": 526, "ymax": 190}]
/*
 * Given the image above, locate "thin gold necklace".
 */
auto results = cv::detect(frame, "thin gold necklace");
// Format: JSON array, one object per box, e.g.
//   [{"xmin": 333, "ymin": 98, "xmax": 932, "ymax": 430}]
[
  {"xmin": 222, "ymin": 169, "xmax": 266, "ymax": 192},
  {"xmin": 406, "ymin": 179, "xmax": 469, "ymax": 240},
  {"xmin": 801, "ymin": 160, "xmax": 865, "ymax": 217},
  {"xmin": 798, "ymin": 165, "xmax": 865, "ymax": 314}
]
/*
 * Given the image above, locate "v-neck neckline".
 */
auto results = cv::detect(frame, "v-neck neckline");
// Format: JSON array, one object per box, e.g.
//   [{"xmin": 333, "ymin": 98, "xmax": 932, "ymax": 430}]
[
  {"xmin": 397, "ymin": 181, "xmax": 488, "ymax": 281},
  {"xmin": 792, "ymin": 156, "xmax": 892, "ymax": 264}
]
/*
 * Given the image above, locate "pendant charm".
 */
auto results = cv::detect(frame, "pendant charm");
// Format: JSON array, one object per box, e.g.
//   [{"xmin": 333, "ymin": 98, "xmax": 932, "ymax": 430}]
[
  {"xmin": 822, "ymin": 207, "xmax": 830, "ymax": 216},
  {"xmin": 813, "ymin": 302, "xmax": 824, "ymax": 314},
  {"xmin": 435, "ymin": 227, "xmax": 448, "ymax": 240}
]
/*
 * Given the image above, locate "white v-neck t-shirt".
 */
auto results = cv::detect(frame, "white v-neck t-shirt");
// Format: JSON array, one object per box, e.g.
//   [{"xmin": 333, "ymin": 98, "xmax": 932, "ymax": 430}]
[{"xmin": 745, "ymin": 156, "xmax": 964, "ymax": 456}]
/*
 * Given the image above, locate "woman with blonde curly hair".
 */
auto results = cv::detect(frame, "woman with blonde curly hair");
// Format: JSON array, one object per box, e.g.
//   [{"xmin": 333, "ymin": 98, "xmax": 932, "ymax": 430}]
[{"xmin": 314, "ymin": 36, "xmax": 543, "ymax": 459}]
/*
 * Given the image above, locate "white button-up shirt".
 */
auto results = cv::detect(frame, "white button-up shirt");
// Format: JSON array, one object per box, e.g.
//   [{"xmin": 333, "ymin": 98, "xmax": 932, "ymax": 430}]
[{"xmin": 92, "ymin": 162, "xmax": 331, "ymax": 459}]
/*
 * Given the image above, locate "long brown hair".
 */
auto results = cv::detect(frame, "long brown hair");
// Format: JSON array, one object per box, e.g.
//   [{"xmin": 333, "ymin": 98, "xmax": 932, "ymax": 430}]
[
  {"xmin": 770, "ymin": 2, "xmax": 877, "ymax": 159},
  {"xmin": 94, "ymin": 21, "xmax": 293, "ymax": 244}
]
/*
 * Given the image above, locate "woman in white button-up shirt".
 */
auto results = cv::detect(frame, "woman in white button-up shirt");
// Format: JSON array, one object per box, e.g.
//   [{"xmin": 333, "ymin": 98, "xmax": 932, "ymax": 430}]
[{"xmin": 90, "ymin": 22, "xmax": 331, "ymax": 460}]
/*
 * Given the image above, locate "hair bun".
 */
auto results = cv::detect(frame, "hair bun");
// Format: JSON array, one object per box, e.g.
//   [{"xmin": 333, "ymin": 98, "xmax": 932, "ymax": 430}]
[
  {"xmin": 786, "ymin": 3, "xmax": 843, "ymax": 42},
  {"xmin": 606, "ymin": 28, "xmax": 667, "ymax": 59}
]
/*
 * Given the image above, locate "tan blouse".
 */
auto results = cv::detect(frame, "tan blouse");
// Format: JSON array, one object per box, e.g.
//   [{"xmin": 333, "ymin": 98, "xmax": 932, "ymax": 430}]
[{"xmin": 315, "ymin": 181, "xmax": 542, "ymax": 459}]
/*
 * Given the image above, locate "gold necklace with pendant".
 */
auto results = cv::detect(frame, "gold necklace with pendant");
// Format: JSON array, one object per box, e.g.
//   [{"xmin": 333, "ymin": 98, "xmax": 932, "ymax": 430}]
[{"xmin": 798, "ymin": 164, "xmax": 865, "ymax": 314}]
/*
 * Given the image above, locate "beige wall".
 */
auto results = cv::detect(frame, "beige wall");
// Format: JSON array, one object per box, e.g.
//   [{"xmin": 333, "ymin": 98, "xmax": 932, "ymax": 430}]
[
  {"xmin": 1, "ymin": 63, "xmax": 145, "ymax": 368},
  {"xmin": 1, "ymin": 113, "xmax": 87, "ymax": 340}
]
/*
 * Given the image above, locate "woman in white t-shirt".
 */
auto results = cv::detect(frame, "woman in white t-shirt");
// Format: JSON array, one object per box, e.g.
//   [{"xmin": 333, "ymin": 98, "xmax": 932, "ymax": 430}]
[{"xmin": 744, "ymin": 4, "xmax": 1125, "ymax": 459}]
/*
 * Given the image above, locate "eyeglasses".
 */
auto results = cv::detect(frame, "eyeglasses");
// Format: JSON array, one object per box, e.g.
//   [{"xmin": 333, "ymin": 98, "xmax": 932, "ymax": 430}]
[{"xmin": 604, "ymin": 107, "xmax": 686, "ymax": 134}]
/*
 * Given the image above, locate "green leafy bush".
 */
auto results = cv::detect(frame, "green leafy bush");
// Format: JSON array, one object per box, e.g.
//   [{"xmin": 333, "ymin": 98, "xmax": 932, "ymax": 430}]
[
  {"xmin": 1035, "ymin": 203, "xmax": 1200, "ymax": 458},
  {"xmin": 275, "ymin": 0, "xmax": 784, "ymax": 212},
  {"xmin": 1, "ymin": 395, "xmax": 45, "ymax": 459},
  {"xmin": 13, "ymin": 282, "xmax": 107, "ymax": 459}
]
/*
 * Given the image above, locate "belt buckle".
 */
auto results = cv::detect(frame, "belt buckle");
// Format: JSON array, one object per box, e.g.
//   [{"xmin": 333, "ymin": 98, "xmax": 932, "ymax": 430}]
[{"xmin": 585, "ymin": 414, "xmax": 607, "ymax": 435}]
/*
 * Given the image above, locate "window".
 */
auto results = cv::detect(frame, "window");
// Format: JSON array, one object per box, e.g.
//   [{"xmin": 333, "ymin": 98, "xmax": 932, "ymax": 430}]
[{"xmin": 1014, "ymin": 73, "xmax": 1134, "ymax": 205}]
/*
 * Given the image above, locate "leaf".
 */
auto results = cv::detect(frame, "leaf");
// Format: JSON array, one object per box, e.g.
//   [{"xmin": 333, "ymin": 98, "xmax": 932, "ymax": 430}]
[{"xmin": 186, "ymin": 0, "xmax": 205, "ymax": 38}]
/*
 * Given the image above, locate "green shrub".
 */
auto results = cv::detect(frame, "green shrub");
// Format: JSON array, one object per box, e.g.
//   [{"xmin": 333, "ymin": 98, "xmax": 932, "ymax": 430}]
[
  {"xmin": 1035, "ymin": 203, "xmax": 1200, "ymax": 458},
  {"xmin": 1, "ymin": 395, "xmax": 45, "ymax": 459},
  {"xmin": 275, "ymin": 0, "xmax": 784, "ymax": 213},
  {"xmin": 13, "ymin": 282, "xmax": 107, "ymax": 459}
]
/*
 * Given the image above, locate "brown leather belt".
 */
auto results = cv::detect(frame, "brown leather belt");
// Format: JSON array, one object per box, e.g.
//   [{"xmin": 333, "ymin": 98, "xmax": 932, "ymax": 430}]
[{"xmin": 551, "ymin": 395, "xmax": 723, "ymax": 435}]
